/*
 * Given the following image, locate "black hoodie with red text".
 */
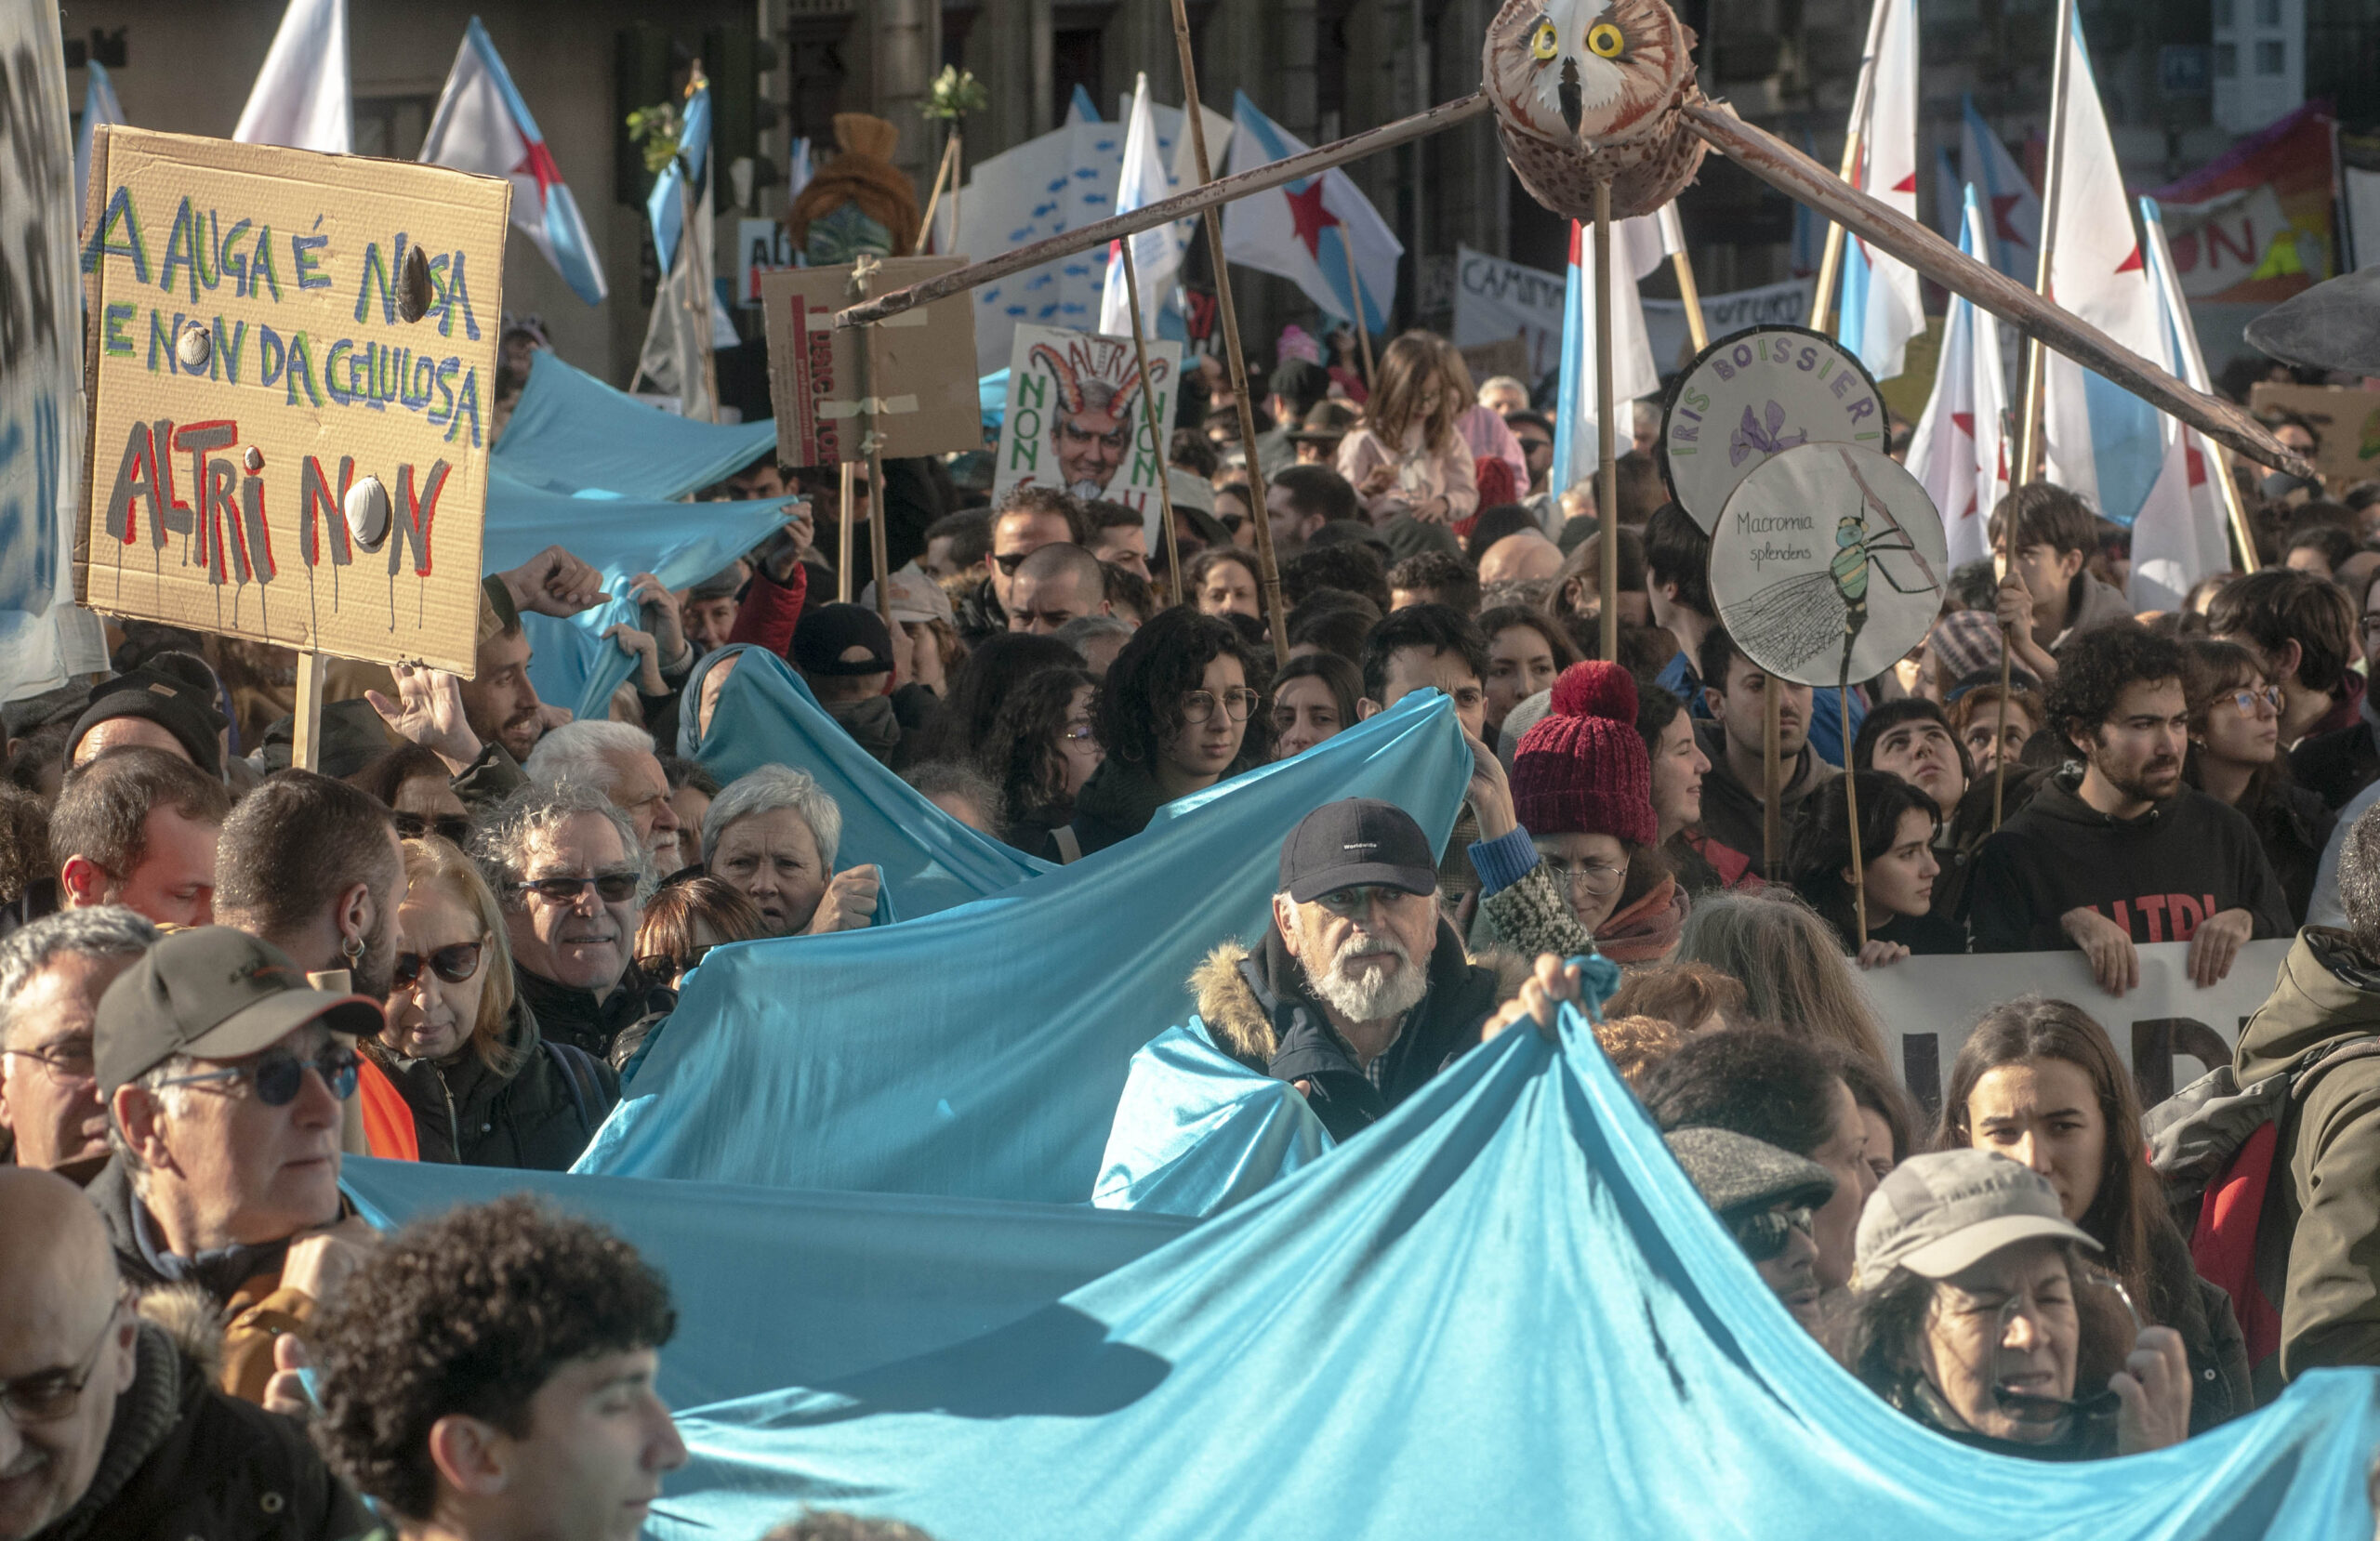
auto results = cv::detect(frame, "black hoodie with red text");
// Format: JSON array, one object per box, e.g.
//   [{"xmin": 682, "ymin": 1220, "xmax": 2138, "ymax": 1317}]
[{"xmin": 1967, "ymin": 766, "xmax": 2292, "ymax": 954}]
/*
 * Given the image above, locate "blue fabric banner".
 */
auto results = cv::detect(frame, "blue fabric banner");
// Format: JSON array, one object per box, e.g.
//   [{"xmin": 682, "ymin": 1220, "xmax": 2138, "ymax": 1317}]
[
  {"xmin": 576, "ymin": 690, "xmax": 1473, "ymax": 1201},
  {"xmin": 676, "ymin": 646, "xmax": 1049, "ymax": 918},
  {"xmin": 483, "ymin": 472, "xmax": 791, "ymax": 723},
  {"xmin": 618, "ymin": 1005, "xmax": 2380, "ymax": 1540},
  {"xmin": 493, "ymin": 351, "xmax": 777, "ymax": 501},
  {"xmin": 338, "ymin": 1158, "xmax": 1190, "ymax": 1413},
  {"xmin": 1091, "ymin": 1022, "xmax": 1331, "ymax": 1218}
]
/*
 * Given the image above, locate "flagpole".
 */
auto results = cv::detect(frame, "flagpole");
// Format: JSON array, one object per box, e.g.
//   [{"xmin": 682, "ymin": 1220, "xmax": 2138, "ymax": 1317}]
[
  {"xmin": 1807, "ymin": 0, "xmax": 1894, "ymax": 332},
  {"xmin": 919, "ymin": 133, "xmax": 959, "ymax": 245},
  {"xmin": 1119, "ymin": 241, "xmax": 1187, "ymax": 604},
  {"xmin": 1842, "ymin": 669, "xmax": 1867, "ymax": 944},
  {"xmin": 851, "ymin": 262, "xmax": 894, "ymax": 626},
  {"xmin": 2016, "ymin": 0, "xmax": 2079, "ymax": 487},
  {"xmin": 1166, "ymin": 4, "xmax": 1290, "ymax": 658},
  {"xmin": 1661, "ymin": 204, "xmax": 1711, "ymax": 351},
  {"xmin": 1341, "ymin": 240, "xmax": 1379, "ymax": 386},
  {"xmin": 1593, "ymin": 179, "xmax": 1619, "ymax": 664},
  {"xmin": 838, "ymin": 462, "xmax": 856, "ymax": 602}
]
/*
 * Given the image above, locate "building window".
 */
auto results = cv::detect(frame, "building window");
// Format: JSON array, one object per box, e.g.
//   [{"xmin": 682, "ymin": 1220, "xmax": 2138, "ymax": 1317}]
[
  {"xmin": 2215, "ymin": 41, "xmax": 2237, "ymax": 75},
  {"xmin": 2253, "ymin": 0, "xmax": 2280, "ymax": 24},
  {"xmin": 353, "ymin": 95, "xmax": 435, "ymax": 161},
  {"xmin": 2254, "ymin": 38, "xmax": 2285, "ymax": 73},
  {"xmin": 2212, "ymin": 0, "xmax": 2233, "ymax": 25}
]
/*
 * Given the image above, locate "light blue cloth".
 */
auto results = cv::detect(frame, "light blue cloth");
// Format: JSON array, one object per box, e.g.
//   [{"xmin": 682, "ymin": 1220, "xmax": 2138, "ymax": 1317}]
[
  {"xmin": 979, "ymin": 368, "xmax": 1009, "ymax": 430},
  {"xmin": 482, "ymin": 472, "xmax": 791, "ymax": 723},
  {"xmin": 676, "ymin": 646, "xmax": 1049, "ymax": 918},
  {"xmin": 338, "ymin": 1158, "xmax": 1189, "ymax": 1413},
  {"xmin": 576, "ymin": 690, "xmax": 1473, "ymax": 1201},
  {"xmin": 493, "ymin": 351, "xmax": 777, "ymax": 501},
  {"xmin": 1091, "ymin": 1022, "xmax": 1332, "ymax": 1218},
  {"xmin": 618, "ymin": 998, "xmax": 2380, "ymax": 1539}
]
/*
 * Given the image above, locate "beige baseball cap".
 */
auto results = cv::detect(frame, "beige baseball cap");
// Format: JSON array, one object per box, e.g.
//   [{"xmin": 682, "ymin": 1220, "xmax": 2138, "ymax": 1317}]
[{"xmin": 1855, "ymin": 1149, "xmax": 2099, "ymax": 1284}]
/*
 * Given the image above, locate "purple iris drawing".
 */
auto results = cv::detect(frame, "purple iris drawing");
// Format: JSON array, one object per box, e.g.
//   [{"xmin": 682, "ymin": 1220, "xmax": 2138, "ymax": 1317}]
[{"xmin": 1729, "ymin": 401, "xmax": 1807, "ymax": 468}]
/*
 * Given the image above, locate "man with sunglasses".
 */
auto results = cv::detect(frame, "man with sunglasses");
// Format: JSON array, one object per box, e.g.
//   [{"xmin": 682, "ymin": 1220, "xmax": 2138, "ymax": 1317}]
[
  {"xmin": 86, "ymin": 927, "xmax": 385, "ymax": 1407},
  {"xmin": 987, "ymin": 488, "xmax": 1089, "ymax": 620},
  {"xmin": 0, "ymin": 1168, "xmax": 367, "ymax": 1540},
  {"xmin": 0, "ymin": 909, "xmax": 159, "ymax": 1181},
  {"xmin": 1661, "ymin": 1126, "xmax": 1836, "ymax": 1333},
  {"xmin": 1190, "ymin": 799, "xmax": 1527, "ymax": 1142}
]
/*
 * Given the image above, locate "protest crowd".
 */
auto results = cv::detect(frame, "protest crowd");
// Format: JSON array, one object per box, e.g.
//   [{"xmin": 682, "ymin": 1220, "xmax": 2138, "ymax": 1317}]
[{"xmin": 9, "ymin": 5, "xmax": 2380, "ymax": 1532}]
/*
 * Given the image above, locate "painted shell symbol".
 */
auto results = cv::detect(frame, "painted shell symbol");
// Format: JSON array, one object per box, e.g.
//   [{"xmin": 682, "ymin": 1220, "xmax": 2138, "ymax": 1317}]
[{"xmin": 1482, "ymin": 0, "xmax": 1706, "ymax": 221}]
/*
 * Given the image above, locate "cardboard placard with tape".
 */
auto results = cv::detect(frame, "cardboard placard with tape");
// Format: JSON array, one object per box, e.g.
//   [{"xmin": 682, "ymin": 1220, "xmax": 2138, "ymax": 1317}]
[
  {"xmin": 2246, "ymin": 381, "xmax": 2380, "ymax": 490},
  {"xmin": 759, "ymin": 257, "xmax": 981, "ymax": 468},
  {"xmin": 991, "ymin": 324, "xmax": 1179, "ymax": 518},
  {"xmin": 74, "ymin": 127, "xmax": 509, "ymax": 677}
]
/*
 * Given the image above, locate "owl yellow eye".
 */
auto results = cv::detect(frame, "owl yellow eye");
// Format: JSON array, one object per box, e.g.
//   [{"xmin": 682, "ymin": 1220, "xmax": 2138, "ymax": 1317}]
[
  {"xmin": 1530, "ymin": 20, "xmax": 1559, "ymax": 59},
  {"xmin": 1587, "ymin": 20, "xmax": 1624, "ymax": 57}
]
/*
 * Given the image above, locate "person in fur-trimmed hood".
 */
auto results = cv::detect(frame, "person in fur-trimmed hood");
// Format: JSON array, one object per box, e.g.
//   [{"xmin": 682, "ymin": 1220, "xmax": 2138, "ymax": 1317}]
[{"xmin": 1190, "ymin": 797, "xmax": 1530, "ymax": 1141}]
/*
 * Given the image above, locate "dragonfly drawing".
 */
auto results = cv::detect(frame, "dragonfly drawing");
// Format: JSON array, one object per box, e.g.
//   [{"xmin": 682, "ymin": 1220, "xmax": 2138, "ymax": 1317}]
[{"xmin": 1727, "ymin": 446, "xmax": 1942, "ymax": 687}]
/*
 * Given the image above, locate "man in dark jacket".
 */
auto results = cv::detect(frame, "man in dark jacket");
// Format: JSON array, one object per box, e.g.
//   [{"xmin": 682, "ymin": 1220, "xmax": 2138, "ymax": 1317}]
[
  {"xmin": 1968, "ymin": 626, "xmax": 2290, "ymax": 990},
  {"xmin": 1190, "ymin": 799, "xmax": 1525, "ymax": 1141},
  {"xmin": 0, "ymin": 1167, "xmax": 365, "ymax": 1540},
  {"xmin": 1691, "ymin": 626, "xmax": 1838, "ymax": 876},
  {"xmin": 2233, "ymin": 802, "xmax": 2380, "ymax": 1394}
]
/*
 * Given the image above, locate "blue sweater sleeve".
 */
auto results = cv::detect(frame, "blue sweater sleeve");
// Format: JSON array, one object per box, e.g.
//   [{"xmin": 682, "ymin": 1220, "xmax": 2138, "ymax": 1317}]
[{"xmin": 1467, "ymin": 826, "xmax": 1540, "ymax": 898}]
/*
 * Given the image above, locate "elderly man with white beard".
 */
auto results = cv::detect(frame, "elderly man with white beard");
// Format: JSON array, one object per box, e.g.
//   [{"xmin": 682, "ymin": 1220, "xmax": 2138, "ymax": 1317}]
[{"xmin": 1190, "ymin": 798, "xmax": 1531, "ymax": 1141}]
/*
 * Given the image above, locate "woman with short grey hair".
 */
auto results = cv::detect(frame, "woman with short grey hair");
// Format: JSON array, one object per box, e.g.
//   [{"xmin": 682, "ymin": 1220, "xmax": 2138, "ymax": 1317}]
[{"xmin": 702, "ymin": 765, "xmax": 879, "ymax": 937}]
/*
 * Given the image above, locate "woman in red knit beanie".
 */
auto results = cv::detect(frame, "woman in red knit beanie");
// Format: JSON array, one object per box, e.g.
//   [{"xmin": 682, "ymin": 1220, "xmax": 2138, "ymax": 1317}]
[{"xmin": 1494, "ymin": 661, "xmax": 1683, "ymax": 963}]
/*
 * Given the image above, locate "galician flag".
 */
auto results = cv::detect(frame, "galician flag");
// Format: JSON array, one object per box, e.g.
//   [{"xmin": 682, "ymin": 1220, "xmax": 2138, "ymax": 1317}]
[
  {"xmin": 1835, "ymin": 0, "xmax": 1924, "ymax": 381},
  {"xmin": 73, "ymin": 59, "xmax": 125, "ymax": 217},
  {"xmin": 1550, "ymin": 212, "xmax": 1669, "ymax": 492},
  {"xmin": 2040, "ymin": 9, "xmax": 2163, "ymax": 524},
  {"xmin": 1906, "ymin": 185, "xmax": 2011, "ymax": 570},
  {"xmin": 1100, "ymin": 74, "xmax": 1188, "ymax": 339},
  {"xmin": 1222, "ymin": 92, "xmax": 1400, "ymax": 333},
  {"xmin": 231, "ymin": 0, "xmax": 350, "ymax": 153},
  {"xmin": 2127, "ymin": 197, "xmax": 2233, "ymax": 611},
  {"xmin": 419, "ymin": 18, "xmax": 608, "ymax": 305},
  {"xmin": 1961, "ymin": 95, "xmax": 2043, "ymax": 283}
]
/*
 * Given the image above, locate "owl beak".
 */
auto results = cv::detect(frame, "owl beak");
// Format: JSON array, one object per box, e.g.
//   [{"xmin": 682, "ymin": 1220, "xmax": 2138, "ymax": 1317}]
[{"xmin": 1558, "ymin": 58, "xmax": 1584, "ymax": 138}]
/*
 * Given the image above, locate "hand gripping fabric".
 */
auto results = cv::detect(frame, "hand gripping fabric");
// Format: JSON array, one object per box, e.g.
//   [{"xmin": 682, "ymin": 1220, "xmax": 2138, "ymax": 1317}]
[{"xmin": 575, "ymin": 689, "xmax": 1473, "ymax": 1201}]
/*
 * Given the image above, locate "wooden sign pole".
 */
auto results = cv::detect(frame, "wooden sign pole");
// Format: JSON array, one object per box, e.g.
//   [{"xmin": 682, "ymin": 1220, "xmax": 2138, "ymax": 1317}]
[
  {"xmin": 1763, "ymin": 682, "xmax": 1782, "ymax": 880},
  {"xmin": 1805, "ymin": 0, "xmax": 1890, "ymax": 336},
  {"xmin": 1991, "ymin": 635, "xmax": 2013, "ymax": 828},
  {"xmin": 1842, "ymin": 668, "xmax": 1867, "ymax": 943},
  {"xmin": 838, "ymin": 463, "xmax": 856, "ymax": 602},
  {"xmin": 2015, "ymin": 0, "xmax": 2080, "ymax": 486},
  {"xmin": 1167, "ymin": 0, "xmax": 1290, "ymax": 659},
  {"xmin": 1593, "ymin": 182, "xmax": 1620, "ymax": 663},
  {"xmin": 1119, "ymin": 243, "xmax": 1187, "ymax": 605},
  {"xmin": 291, "ymin": 650, "xmax": 328, "ymax": 772},
  {"xmin": 851, "ymin": 261, "xmax": 895, "ymax": 624},
  {"xmin": 1341, "ymin": 240, "xmax": 1379, "ymax": 387}
]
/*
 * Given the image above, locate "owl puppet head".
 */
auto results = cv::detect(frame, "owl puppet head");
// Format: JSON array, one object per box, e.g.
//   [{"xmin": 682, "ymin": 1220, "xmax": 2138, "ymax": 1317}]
[{"xmin": 1483, "ymin": 0, "xmax": 1705, "ymax": 221}]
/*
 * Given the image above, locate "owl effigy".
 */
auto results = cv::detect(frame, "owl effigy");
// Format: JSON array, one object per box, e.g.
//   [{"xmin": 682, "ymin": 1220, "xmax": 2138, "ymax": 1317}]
[{"xmin": 1482, "ymin": 0, "xmax": 1706, "ymax": 221}]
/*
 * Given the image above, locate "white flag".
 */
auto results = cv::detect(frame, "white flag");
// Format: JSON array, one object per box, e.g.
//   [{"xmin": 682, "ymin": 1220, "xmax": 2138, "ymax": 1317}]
[
  {"xmin": 1100, "ymin": 75, "xmax": 1188, "ymax": 338},
  {"xmin": 1840, "ymin": 0, "xmax": 1925, "ymax": 380},
  {"xmin": 2040, "ymin": 11, "xmax": 2163, "ymax": 522},
  {"xmin": 2127, "ymin": 198, "xmax": 2234, "ymax": 612},
  {"xmin": 1907, "ymin": 186, "xmax": 2011, "ymax": 571},
  {"xmin": 232, "ymin": 0, "xmax": 350, "ymax": 154},
  {"xmin": 1550, "ymin": 214, "xmax": 1665, "ymax": 490}
]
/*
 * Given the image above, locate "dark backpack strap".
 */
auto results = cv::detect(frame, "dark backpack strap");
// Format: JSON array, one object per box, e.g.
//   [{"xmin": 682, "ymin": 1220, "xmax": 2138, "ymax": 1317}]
[{"xmin": 542, "ymin": 1040, "xmax": 604, "ymax": 1134}]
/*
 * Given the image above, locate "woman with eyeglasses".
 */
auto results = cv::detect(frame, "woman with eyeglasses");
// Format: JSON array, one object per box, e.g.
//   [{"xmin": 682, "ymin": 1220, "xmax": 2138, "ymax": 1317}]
[
  {"xmin": 1835, "ymin": 1148, "xmax": 2194, "ymax": 1460},
  {"xmin": 632, "ymin": 876, "xmax": 766, "ymax": 994},
  {"xmin": 1937, "ymin": 995, "xmax": 2250, "ymax": 1432},
  {"xmin": 2183, "ymin": 639, "xmax": 2335, "ymax": 925},
  {"xmin": 368, "ymin": 836, "xmax": 619, "ymax": 1171},
  {"xmin": 1054, "ymin": 609, "xmax": 1267, "ymax": 858},
  {"xmin": 978, "ymin": 665, "xmax": 1103, "ymax": 858}
]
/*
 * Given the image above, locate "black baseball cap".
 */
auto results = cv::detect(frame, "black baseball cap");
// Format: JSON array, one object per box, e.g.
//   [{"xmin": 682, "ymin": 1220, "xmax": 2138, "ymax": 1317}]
[
  {"xmin": 791, "ymin": 602, "xmax": 895, "ymax": 677},
  {"xmin": 96, "ymin": 928, "xmax": 383, "ymax": 1095},
  {"xmin": 1278, "ymin": 797, "xmax": 1437, "ymax": 903}
]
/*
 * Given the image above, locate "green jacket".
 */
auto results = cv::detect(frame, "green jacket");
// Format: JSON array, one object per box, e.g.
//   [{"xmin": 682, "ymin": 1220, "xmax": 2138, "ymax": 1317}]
[{"xmin": 2234, "ymin": 927, "xmax": 2380, "ymax": 1387}]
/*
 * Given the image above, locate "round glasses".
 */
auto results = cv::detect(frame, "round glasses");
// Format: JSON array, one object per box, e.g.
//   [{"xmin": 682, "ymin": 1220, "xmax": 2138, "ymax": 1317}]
[
  {"xmin": 1540, "ymin": 855, "xmax": 1628, "ymax": 899},
  {"xmin": 1181, "ymin": 688, "xmax": 1259, "ymax": 724},
  {"xmin": 2226, "ymin": 685, "xmax": 2282, "ymax": 717},
  {"xmin": 153, "ymin": 1044, "xmax": 362, "ymax": 1107},
  {"xmin": 0, "ymin": 1294, "xmax": 127, "ymax": 1425}
]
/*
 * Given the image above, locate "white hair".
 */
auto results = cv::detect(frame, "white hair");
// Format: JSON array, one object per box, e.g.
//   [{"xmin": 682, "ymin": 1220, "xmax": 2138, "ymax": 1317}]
[
  {"xmin": 703, "ymin": 765, "xmax": 843, "ymax": 872},
  {"xmin": 0, "ymin": 906, "xmax": 159, "ymax": 1048},
  {"xmin": 470, "ymin": 780, "xmax": 655, "ymax": 908},
  {"xmin": 522, "ymin": 719, "xmax": 656, "ymax": 794},
  {"xmin": 1476, "ymin": 375, "xmax": 1528, "ymax": 403}
]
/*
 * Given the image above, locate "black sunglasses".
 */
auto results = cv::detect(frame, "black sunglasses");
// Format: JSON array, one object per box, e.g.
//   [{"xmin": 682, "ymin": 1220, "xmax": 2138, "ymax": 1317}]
[
  {"xmin": 391, "ymin": 942, "xmax": 483, "ymax": 989},
  {"xmin": 393, "ymin": 810, "xmax": 473, "ymax": 846},
  {"xmin": 1730, "ymin": 1205, "xmax": 1814, "ymax": 1264},
  {"xmin": 516, "ymin": 874, "xmax": 639, "ymax": 904},
  {"xmin": 154, "ymin": 1045, "xmax": 361, "ymax": 1107},
  {"xmin": 634, "ymin": 943, "xmax": 713, "ymax": 980}
]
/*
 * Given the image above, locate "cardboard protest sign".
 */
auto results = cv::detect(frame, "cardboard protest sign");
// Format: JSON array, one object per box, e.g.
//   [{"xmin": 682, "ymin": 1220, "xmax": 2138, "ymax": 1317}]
[
  {"xmin": 1452, "ymin": 245, "xmax": 1564, "ymax": 379},
  {"xmin": 991, "ymin": 324, "xmax": 1179, "ymax": 531},
  {"xmin": 2246, "ymin": 381, "xmax": 2380, "ymax": 489},
  {"xmin": 1659, "ymin": 325, "xmax": 1889, "ymax": 533},
  {"xmin": 75, "ymin": 128, "xmax": 509, "ymax": 675},
  {"xmin": 759, "ymin": 257, "xmax": 980, "ymax": 468}
]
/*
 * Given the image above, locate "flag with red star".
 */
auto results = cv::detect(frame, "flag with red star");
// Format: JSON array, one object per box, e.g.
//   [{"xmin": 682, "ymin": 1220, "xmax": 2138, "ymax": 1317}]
[
  {"xmin": 1907, "ymin": 185, "xmax": 2011, "ymax": 571},
  {"xmin": 1958, "ymin": 97, "xmax": 2042, "ymax": 283},
  {"xmin": 419, "ymin": 17, "xmax": 608, "ymax": 305},
  {"xmin": 1222, "ymin": 93, "xmax": 1401, "ymax": 334}
]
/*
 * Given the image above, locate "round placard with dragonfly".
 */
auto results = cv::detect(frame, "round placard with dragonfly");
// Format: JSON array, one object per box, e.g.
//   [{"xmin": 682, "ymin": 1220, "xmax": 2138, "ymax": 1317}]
[
  {"xmin": 1710, "ymin": 441, "xmax": 1947, "ymax": 691},
  {"xmin": 1658, "ymin": 326, "xmax": 1891, "ymax": 534}
]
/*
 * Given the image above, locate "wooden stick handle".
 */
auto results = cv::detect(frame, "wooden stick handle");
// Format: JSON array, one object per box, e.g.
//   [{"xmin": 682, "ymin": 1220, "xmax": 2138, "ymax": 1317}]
[
  {"xmin": 1679, "ymin": 101, "xmax": 2315, "ymax": 481},
  {"xmin": 1119, "ymin": 244, "xmax": 1186, "ymax": 605},
  {"xmin": 837, "ymin": 462, "xmax": 855, "ymax": 602},
  {"xmin": 1762, "ymin": 679, "xmax": 1782, "ymax": 881},
  {"xmin": 836, "ymin": 94, "xmax": 1492, "ymax": 328},
  {"xmin": 1593, "ymin": 186, "xmax": 1619, "ymax": 664},
  {"xmin": 1843, "ymin": 671, "xmax": 1866, "ymax": 944},
  {"xmin": 1341, "ymin": 238, "xmax": 1378, "ymax": 387},
  {"xmin": 292, "ymin": 650, "xmax": 326, "ymax": 772}
]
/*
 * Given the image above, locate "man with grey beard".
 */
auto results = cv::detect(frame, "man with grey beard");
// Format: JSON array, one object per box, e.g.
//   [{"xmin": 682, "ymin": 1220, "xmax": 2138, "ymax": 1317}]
[{"xmin": 1189, "ymin": 798, "xmax": 1527, "ymax": 1140}]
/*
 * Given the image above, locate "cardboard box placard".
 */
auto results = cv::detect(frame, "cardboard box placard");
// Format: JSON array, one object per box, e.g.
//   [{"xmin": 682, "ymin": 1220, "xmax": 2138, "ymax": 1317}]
[
  {"xmin": 990, "ymin": 324, "xmax": 1178, "ymax": 540},
  {"xmin": 2246, "ymin": 381, "xmax": 2380, "ymax": 488},
  {"xmin": 760, "ymin": 258, "xmax": 982, "ymax": 468},
  {"xmin": 75, "ymin": 127, "xmax": 509, "ymax": 675}
]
